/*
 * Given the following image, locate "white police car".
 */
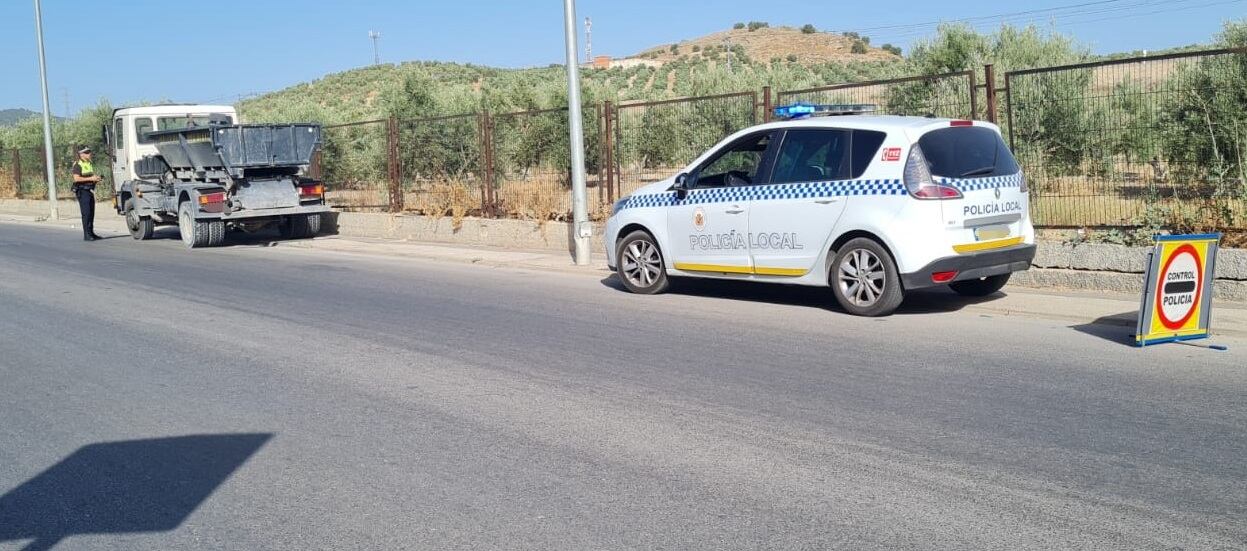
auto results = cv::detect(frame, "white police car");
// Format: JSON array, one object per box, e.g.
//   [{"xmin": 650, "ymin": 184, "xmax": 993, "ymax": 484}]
[{"xmin": 604, "ymin": 103, "xmax": 1036, "ymax": 316}]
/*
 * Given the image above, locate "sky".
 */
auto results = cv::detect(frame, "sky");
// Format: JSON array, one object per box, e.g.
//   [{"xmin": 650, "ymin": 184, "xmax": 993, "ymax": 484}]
[{"xmin": 0, "ymin": 0, "xmax": 1242, "ymax": 114}]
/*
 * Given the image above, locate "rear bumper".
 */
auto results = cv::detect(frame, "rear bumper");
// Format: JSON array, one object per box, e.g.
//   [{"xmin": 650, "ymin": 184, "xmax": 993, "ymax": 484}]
[
  {"xmin": 201, "ymin": 203, "xmax": 331, "ymax": 221},
  {"xmin": 901, "ymin": 244, "xmax": 1036, "ymax": 290}
]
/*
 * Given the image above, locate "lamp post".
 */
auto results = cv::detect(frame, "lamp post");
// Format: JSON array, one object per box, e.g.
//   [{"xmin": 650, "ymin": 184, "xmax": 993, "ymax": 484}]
[
  {"xmin": 562, "ymin": 0, "xmax": 590, "ymax": 265},
  {"xmin": 33, "ymin": 0, "xmax": 58, "ymax": 219}
]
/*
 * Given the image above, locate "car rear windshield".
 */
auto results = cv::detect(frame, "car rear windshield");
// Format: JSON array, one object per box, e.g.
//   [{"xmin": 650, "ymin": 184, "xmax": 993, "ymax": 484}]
[{"xmin": 918, "ymin": 126, "xmax": 1018, "ymax": 179}]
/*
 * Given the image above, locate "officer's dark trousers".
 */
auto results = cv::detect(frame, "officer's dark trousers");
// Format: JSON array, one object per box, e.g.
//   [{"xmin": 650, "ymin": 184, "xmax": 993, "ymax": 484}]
[{"xmin": 74, "ymin": 186, "xmax": 95, "ymax": 238}]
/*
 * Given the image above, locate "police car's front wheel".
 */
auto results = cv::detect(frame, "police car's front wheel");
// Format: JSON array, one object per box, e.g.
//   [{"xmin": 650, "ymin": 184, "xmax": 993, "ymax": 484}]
[
  {"xmin": 616, "ymin": 230, "xmax": 669, "ymax": 295},
  {"xmin": 831, "ymin": 238, "xmax": 904, "ymax": 317}
]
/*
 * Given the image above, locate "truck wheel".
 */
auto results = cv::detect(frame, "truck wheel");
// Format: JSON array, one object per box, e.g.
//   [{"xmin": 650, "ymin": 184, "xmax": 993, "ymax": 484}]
[
  {"xmin": 829, "ymin": 237, "xmax": 904, "ymax": 317},
  {"xmin": 207, "ymin": 219, "xmax": 226, "ymax": 247},
  {"xmin": 281, "ymin": 214, "xmax": 320, "ymax": 239},
  {"xmin": 178, "ymin": 202, "xmax": 211, "ymax": 248},
  {"xmin": 124, "ymin": 199, "xmax": 153, "ymax": 240},
  {"xmin": 949, "ymin": 273, "xmax": 1011, "ymax": 297}
]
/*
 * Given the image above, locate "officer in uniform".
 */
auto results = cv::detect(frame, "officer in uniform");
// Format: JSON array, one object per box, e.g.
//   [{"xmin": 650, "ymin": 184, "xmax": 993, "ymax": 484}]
[{"xmin": 70, "ymin": 147, "xmax": 103, "ymax": 241}]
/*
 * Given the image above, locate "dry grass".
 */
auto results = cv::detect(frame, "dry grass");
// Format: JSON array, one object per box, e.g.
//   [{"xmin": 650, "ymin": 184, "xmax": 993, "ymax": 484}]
[{"xmin": 0, "ymin": 167, "xmax": 16, "ymax": 198}]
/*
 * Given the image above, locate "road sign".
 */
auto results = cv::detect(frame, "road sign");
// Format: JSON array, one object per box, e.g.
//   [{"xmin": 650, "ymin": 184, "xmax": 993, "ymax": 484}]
[{"xmin": 1136, "ymin": 234, "xmax": 1220, "ymax": 346}]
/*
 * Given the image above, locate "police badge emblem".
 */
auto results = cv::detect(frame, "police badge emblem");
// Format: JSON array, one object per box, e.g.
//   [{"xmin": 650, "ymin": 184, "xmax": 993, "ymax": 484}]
[{"xmin": 693, "ymin": 207, "xmax": 706, "ymax": 231}]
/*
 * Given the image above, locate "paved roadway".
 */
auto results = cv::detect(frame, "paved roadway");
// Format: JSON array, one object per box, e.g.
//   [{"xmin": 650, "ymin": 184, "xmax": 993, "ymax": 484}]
[{"xmin": 0, "ymin": 223, "xmax": 1244, "ymax": 550}]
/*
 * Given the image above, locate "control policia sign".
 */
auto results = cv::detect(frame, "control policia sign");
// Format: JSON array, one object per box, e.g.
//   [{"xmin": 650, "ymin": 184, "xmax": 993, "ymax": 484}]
[{"xmin": 1136, "ymin": 234, "xmax": 1221, "ymax": 346}]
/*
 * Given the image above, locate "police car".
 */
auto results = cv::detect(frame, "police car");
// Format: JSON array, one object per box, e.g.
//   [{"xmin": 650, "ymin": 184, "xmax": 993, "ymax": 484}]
[{"xmin": 603, "ymin": 103, "xmax": 1036, "ymax": 316}]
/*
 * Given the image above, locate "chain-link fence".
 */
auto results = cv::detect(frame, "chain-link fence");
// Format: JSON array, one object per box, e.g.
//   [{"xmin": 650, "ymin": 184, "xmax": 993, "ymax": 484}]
[
  {"xmin": 1006, "ymin": 47, "xmax": 1247, "ymax": 232},
  {"xmin": 317, "ymin": 119, "xmax": 389, "ymax": 210},
  {"xmin": 613, "ymin": 92, "xmax": 758, "ymax": 202},
  {"xmin": 778, "ymin": 71, "xmax": 977, "ymax": 120}
]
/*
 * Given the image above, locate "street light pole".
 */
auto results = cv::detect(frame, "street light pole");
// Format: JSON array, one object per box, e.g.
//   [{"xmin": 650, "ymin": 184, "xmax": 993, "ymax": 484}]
[
  {"xmin": 562, "ymin": 0, "xmax": 590, "ymax": 265},
  {"xmin": 33, "ymin": 0, "xmax": 58, "ymax": 220}
]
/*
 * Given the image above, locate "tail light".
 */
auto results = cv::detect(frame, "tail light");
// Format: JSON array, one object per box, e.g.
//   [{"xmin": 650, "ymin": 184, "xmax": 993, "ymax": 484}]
[
  {"xmin": 198, "ymin": 192, "xmax": 226, "ymax": 205},
  {"xmin": 299, "ymin": 183, "xmax": 325, "ymax": 197},
  {"xmin": 903, "ymin": 145, "xmax": 962, "ymax": 200},
  {"xmin": 931, "ymin": 270, "xmax": 958, "ymax": 283}
]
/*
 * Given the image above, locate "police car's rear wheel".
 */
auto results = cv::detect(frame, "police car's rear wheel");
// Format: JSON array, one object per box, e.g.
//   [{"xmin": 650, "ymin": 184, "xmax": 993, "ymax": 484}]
[
  {"xmin": 617, "ymin": 231, "xmax": 668, "ymax": 295},
  {"xmin": 831, "ymin": 238, "xmax": 903, "ymax": 317},
  {"xmin": 949, "ymin": 273, "xmax": 1011, "ymax": 297}
]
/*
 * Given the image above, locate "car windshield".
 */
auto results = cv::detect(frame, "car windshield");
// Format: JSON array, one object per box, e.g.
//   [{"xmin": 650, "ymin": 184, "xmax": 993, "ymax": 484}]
[{"xmin": 917, "ymin": 126, "xmax": 1018, "ymax": 179}]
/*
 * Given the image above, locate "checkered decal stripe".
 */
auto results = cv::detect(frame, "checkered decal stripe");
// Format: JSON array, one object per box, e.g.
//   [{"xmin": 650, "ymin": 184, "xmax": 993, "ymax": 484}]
[
  {"xmin": 617, "ymin": 179, "xmax": 906, "ymax": 211},
  {"xmin": 938, "ymin": 173, "xmax": 1023, "ymax": 193}
]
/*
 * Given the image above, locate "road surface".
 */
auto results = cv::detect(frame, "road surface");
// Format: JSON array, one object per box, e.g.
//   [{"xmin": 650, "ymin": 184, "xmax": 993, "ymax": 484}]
[{"xmin": 1, "ymin": 223, "xmax": 1244, "ymax": 550}]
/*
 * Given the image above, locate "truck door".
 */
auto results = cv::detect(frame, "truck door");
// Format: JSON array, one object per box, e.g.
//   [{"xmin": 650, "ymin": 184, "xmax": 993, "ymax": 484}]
[{"xmin": 110, "ymin": 116, "xmax": 127, "ymax": 190}]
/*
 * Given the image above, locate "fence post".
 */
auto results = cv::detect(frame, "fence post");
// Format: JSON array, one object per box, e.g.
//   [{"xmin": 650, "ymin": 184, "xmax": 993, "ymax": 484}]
[
  {"xmin": 983, "ymin": 64, "xmax": 998, "ymax": 124},
  {"xmin": 309, "ymin": 149, "xmax": 322, "ymax": 180},
  {"xmin": 476, "ymin": 112, "xmax": 494, "ymax": 218},
  {"xmin": 602, "ymin": 101, "xmax": 615, "ymax": 203},
  {"xmin": 762, "ymin": 86, "xmax": 773, "ymax": 122},
  {"xmin": 12, "ymin": 149, "xmax": 20, "ymax": 196},
  {"xmin": 386, "ymin": 116, "xmax": 402, "ymax": 213}
]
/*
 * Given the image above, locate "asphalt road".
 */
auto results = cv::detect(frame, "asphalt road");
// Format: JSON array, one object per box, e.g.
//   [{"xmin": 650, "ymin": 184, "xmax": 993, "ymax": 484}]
[{"xmin": 1, "ymin": 223, "xmax": 1244, "ymax": 550}]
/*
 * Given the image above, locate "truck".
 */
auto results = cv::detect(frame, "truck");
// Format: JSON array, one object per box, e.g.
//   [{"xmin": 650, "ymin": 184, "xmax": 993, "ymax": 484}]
[{"xmin": 105, "ymin": 104, "xmax": 331, "ymax": 248}]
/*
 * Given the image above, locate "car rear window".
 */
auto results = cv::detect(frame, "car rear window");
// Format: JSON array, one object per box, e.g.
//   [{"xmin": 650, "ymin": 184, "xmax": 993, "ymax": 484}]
[{"xmin": 917, "ymin": 126, "xmax": 1018, "ymax": 179}]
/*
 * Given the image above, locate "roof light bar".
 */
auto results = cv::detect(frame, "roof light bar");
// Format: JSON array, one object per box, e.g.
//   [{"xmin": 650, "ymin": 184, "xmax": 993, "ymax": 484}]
[{"xmin": 773, "ymin": 103, "xmax": 878, "ymax": 120}]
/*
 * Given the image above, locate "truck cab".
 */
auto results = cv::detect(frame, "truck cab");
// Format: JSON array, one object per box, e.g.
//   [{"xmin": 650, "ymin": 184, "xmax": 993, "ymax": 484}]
[{"xmin": 108, "ymin": 104, "xmax": 238, "ymax": 190}]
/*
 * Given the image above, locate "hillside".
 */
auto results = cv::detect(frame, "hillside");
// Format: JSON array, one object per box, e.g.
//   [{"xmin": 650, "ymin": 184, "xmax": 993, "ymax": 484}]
[
  {"xmin": 631, "ymin": 26, "xmax": 900, "ymax": 65},
  {"xmin": 0, "ymin": 109, "xmax": 41, "ymax": 127},
  {"xmin": 238, "ymin": 25, "xmax": 904, "ymax": 125}
]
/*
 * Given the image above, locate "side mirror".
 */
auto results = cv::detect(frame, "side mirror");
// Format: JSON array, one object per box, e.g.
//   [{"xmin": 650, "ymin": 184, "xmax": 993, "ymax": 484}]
[
  {"xmin": 101, "ymin": 124, "xmax": 110, "ymax": 148},
  {"xmin": 673, "ymin": 172, "xmax": 690, "ymax": 199}
]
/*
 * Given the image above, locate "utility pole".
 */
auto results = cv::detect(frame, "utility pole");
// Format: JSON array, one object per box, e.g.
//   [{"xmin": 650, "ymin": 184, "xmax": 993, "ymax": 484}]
[
  {"xmin": 584, "ymin": 17, "xmax": 592, "ymax": 64},
  {"xmin": 369, "ymin": 31, "xmax": 382, "ymax": 65},
  {"xmin": 33, "ymin": 0, "xmax": 58, "ymax": 220},
  {"xmin": 563, "ymin": 0, "xmax": 590, "ymax": 265}
]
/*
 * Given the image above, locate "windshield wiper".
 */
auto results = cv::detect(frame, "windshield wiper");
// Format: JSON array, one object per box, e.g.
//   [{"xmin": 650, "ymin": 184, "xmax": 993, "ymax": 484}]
[{"xmin": 960, "ymin": 166, "xmax": 995, "ymax": 177}]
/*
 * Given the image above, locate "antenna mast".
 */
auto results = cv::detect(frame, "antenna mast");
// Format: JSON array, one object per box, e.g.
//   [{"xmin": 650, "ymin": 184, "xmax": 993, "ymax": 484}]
[
  {"xmin": 584, "ymin": 17, "xmax": 592, "ymax": 63},
  {"xmin": 368, "ymin": 31, "xmax": 382, "ymax": 65}
]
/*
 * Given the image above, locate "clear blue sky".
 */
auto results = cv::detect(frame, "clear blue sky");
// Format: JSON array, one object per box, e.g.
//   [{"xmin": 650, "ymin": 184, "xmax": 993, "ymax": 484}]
[{"xmin": 1, "ymin": 0, "xmax": 1241, "ymax": 114}]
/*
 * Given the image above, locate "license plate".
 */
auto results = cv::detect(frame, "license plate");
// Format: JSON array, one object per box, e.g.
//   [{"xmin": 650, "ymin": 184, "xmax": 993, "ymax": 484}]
[{"xmin": 974, "ymin": 225, "xmax": 1011, "ymax": 241}]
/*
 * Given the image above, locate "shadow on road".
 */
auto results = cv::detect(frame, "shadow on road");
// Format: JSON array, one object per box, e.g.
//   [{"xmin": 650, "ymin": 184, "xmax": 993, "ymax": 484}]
[
  {"xmin": 1071, "ymin": 312, "xmax": 1140, "ymax": 347},
  {"xmin": 0, "ymin": 433, "xmax": 272, "ymax": 551},
  {"xmin": 143, "ymin": 226, "xmax": 309, "ymax": 248},
  {"xmin": 600, "ymin": 274, "xmax": 1004, "ymax": 315}
]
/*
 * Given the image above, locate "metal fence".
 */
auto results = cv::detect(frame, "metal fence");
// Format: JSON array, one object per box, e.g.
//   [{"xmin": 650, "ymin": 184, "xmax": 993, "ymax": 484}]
[
  {"xmin": 297, "ymin": 51, "xmax": 1247, "ymax": 236},
  {"xmin": 1005, "ymin": 47, "xmax": 1247, "ymax": 231},
  {"xmin": 1, "ymin": 145, "xmax": 113, "ymax": 200}
]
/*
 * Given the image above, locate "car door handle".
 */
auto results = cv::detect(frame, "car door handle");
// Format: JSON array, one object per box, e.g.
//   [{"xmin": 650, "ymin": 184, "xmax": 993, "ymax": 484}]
[
  {"xmin": 726, "ymin": 208, "xmax": 745, "ymax": 214},
  {"xmin": 814, "ymin": 198, "xmax": 840, "ymax": 204}
]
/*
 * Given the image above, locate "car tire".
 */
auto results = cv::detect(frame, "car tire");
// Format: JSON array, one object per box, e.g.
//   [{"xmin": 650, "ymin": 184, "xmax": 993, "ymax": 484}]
[
  {"xmin": 949, "ymin": 273, "xmax": 1011, "ymax": 297},
  {"xmin": 830, "ymin": 237, "xmax": 904, "ymax": 317},
  {"xmin": 616, "ymin": 230, "xmax": 669, "ymax": 295},
  {"xmin": 206, "ymin": 219, "xmax": 226, "ymax": 247},
  {"xmin": 178, "ymin": 201, "xmax": 211, "ymax": 249},
  {"xmin": 124, "ymin": 199, "xmax": 153, "ymax": 240}
]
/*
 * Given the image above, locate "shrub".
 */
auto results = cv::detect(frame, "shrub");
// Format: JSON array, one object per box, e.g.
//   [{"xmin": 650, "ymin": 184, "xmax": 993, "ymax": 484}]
[
  {"xmin": 733, "ymin": 22, "xmax": 746, "ymax": 30},
  {"xmin": 786, "ymin": 54, "xmax": 798, "ymax": 62},
  {"xmin": 801, "ymin": 24, "xmax": 817, "ymax": 34},
  {"xmin": 850, "ymin": 41, "xmax": 868, "ymax": 54},
  {"xmin": 692, "ymin": 45, "xmax": 701, "ymax": 52},
  {"xmin": 747, "ymin": 21, "xmax": 769, "ymax": 32},
  {"xmin": 669, "ymin": 44, "xmax": 679, "ymax": 54},
  {"xmin": 881, "ymin": 43, "xmax": 902, "ymax": 56},
  {"xmin": 843, "ymin": 31, "xmax": 860, "ymax": 40}
]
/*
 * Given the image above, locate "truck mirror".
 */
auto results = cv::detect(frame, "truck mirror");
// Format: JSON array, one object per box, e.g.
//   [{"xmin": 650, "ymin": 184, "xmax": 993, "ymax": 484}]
[{"xmin": 101, "ymin": 124, "xmax": 110, "ymax": 148}]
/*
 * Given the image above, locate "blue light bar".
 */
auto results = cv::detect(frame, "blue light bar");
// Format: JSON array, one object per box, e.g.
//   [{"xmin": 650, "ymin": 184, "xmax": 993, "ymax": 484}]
[{"xmin": 773, "ymin": 103, "xmax": 878, "ymax": 119}]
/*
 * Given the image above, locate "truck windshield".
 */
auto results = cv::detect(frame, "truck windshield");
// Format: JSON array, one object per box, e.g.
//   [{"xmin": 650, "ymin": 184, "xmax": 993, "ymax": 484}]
[
  {"xmin": 158, "ymin": 115, "xmax": 233, "ymax": 131},
  {"xmin": 917, "ymin": 126, "xmax": 1019, "ymax": 179}
]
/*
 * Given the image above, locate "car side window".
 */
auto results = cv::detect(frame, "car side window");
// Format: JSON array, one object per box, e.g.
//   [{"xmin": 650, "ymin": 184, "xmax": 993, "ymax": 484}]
[
  {"xmin": 849, "ymin": 130, "xmax": 887, "ymax": 178},
  {"xmin": 771, "ymin": 129, "xmax": 851, "ymax": 184},
  {"xmin": 135, "ymin": 118, "xmax": 154, "ymax": 144},
  {"xmin": 695, "ymin": 132, "xmax": 772, "ymax": 188}
]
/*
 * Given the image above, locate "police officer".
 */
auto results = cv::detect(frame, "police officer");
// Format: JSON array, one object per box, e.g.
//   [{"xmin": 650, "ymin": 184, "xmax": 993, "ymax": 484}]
[{"xmin": 70, "ymin": 147, "xmax": 103, "ymax": 241}]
